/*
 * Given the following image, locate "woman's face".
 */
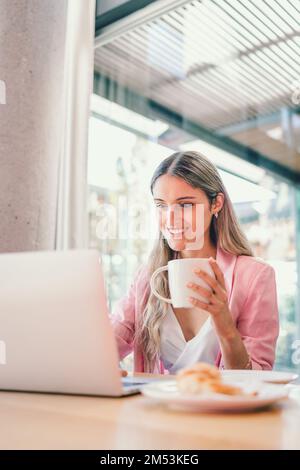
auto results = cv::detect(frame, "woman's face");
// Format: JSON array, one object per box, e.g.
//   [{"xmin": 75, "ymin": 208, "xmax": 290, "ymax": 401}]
[{"xmin": 153, "ymin": 174, "xmax": 220, "ymax": 252}]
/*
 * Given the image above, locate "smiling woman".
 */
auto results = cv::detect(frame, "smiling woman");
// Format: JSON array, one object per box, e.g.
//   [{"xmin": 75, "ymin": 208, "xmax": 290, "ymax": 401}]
[{"xmin": 110, "ymin": 151, "xmax": 279, "ymax": 374}]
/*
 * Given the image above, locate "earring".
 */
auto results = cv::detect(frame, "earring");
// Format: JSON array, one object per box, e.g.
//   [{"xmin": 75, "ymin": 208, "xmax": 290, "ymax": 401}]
[{"xmin": 214, "ymin": 212, "xmax": 218, "ymax": 219}]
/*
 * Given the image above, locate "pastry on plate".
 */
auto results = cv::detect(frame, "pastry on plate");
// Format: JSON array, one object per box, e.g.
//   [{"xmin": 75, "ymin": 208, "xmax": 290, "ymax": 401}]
[{"xmin": 176, "ymin": 362, "xmax": 257, "ymax": 397}]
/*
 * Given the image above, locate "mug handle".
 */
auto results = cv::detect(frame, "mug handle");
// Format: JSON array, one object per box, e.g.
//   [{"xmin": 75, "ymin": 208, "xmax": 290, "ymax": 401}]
[{"xmin": 150, "ymin": 265, "xmax": 172, "ymax": 304}]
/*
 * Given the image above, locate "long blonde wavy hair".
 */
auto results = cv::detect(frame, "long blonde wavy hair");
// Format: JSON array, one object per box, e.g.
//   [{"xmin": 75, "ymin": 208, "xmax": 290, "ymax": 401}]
[{"xmin": 136, "ymin": 151, "xmax": 253, "ymax": 372}]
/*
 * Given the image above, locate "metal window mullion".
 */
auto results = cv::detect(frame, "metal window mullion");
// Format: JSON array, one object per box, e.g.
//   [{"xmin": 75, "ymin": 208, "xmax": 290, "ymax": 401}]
[
  {"xmin": 239, "ymin": 57, "xmax": 291, "ymax": 103},
  {"xmin": 94, "ymin": 61, "xmax": 147, "ymax": 92},
  {"xmin": 187, "ymin": 71, "xmax": 249, "ymax": 108},
  {"xmin": 266, "ymin": 0, "xmax": 300, "ymax": 32},
  {"xmin": 245, "ymin": 0, "xmax": 292, "ymax": 35},
  {"xmin": 164, "ymin": 11, "xmax": 242, "ymax": 71},
  {"xmin": 161, "ymin": 14, "xmax": 280, "ymax": 103},
  {"xmin": 209, "ymin": 63, "xmax": 280, "ymax": 103},
  {"xmin": 99, "ymin": 47, "xmax": 156, "ymax": 83},
  {"xmin": 133, "ymin": 20, "xmax": 210, "ymax": 81},
  {"xmin": 193, "ymin": 0, "xmax": 256, "ymax": 49},
  {"xmin": 239, "ymin": 0, "xmax": 289, "ymax": 38},
  {"xmin": 289, "ymin": 0, "xmax": 300, "ymax": 15},
  {"xmin": 150, "ymin": 76, "xmax": 231, "ymax": 115},
  {"xmin": 94, "ymin": 50, "xmax": 155, "ymax": 88},
  {"xmin": 199, "ymin": 67, "xmax": 264, "ymax": 107},
  {"xmin": 246, "ymin": 52, "xmax": 294, "ymax": 88},
  {"xmin": 146, "ymin": 13, "xmax": 233, "ymax": 74},
  {"xmin": 209, "ymin": 0, "xmax": 261, "ymax": 47},
  {"xmin": 140, "ymin": 19, "xmax": 217, "ymax": 78},
  {"xmin": 95, "ymin": 0, "xmax": 192, "ymax": 48},
  {"xmin": 170, "ymin": 76, "xmax": 240, "ymax": 113},
  {"xmin": 161, "ymin": 12, "xmax": 240, "ymax": 70},
  {"xmin": 228, "ymin": 59, "xmax": 285, "ymax": 103},
  {"xmin": 154, "ymin": 84, "xmax": 241, "ymax": 128},
  {"xmin": 259, "ymin": 47, "xmax": 300, "ymax": 82},
  {"xmin": 183, "ymin": 2, "xmax": 249, "ymax": 51},
  {"xmin": 229, "ymin": 0, "xmax": 282, "ymax": 40},
  {"xmin": 278, "ymin": 0, "xmax": 300, "ymax": 24},
  {"xmin": 186, "ymin": 106, "xmax": 239, "ymax": 129},
  {"xmin": 162, "ymin": 11, "xmax": 241, "ymax": 62},
  {"xmin": 223, "ymin": 64, "xmax": 284, "ymax": 108},
  {"xmin": 215, "ymin": 0, "xmax": 272, "ymax": 43},
  {"xmin": 261, "ymin": 46, "xmax": 300, "ymax": 79},
  {"xmin": 135, "ymin": 20, "xmax": 191, "ymax": 71},
  {"xmin": 212, "ymin": 65, "xmax": 290, "ymax": 111},
  {"xmin": 286, "ymin": 38, "xmax": 300, "ymax": 58},
  {"xmin": 284, "ymin": 40, "xmax": 300, "ymax": 77},
  {"xmin": 271, "ymin": 43, "xmax": 300, "ymax": 76},
  {"xmin": 188, "ymin": 71, "xmax": 251, "ymax": 106},
  {"xmin": 234, "ymin": 55, "xmax": 290, "ymax": 97},
  {"xmin": 275, "ymin": 41, "xmax": 300, "ymax": 71},
  {"xmin": 114, "ymin": 29, "xmax": 187, "ymax": 82},
  {"xmin": 176, "ymin": 76, "xmax": 244, "ymax": 117},
  {"xmin": 108, "ymin": 34, "xmax": 171, "ymax": 79},
  {"xmin": 137, "ymin": 16, "xmax": 238, "ymax": 89},
  {"xmin": 177, "ymin": 2, "xmax": 250, "ymax": 52},
  {"xmin": 149, "ymin": 86, "xmax": 226, "ymax": 128},
  {"xmin": 106, "ymin": 37, "xmax": 176, "ymax": 83},
  {"xmin": 151, "ymin": 83, "xmax": 232, "ymax": 126}
]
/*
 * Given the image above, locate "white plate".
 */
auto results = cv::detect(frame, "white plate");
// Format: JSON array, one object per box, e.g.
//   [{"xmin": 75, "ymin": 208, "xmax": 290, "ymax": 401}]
[
  {"xmin": 221, "ymin": 370, "xmax": 298, "ymax": 385},
  {"xmin": 141, "ymin": 380, "xmax": 289, "ymax": 412}
]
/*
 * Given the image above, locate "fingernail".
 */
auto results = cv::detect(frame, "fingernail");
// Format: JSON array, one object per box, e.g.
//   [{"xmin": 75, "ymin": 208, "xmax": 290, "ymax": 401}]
[
  {"xmin": 194, "ymin": 269, "xmax": 200, "ymax": 273},
  {"xmin": 187, "ymin": 282, "xmax": 193, "ymax": 287},
  {"xmin": 188, "ymin": 296, "xmax": 195, "ymax": 303}
]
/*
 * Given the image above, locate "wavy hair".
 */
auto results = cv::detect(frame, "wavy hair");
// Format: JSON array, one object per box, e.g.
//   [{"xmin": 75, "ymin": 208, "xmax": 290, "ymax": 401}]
[{"xmin": 136, "ymin": 151, "xmax": 253, "ymax": 372}]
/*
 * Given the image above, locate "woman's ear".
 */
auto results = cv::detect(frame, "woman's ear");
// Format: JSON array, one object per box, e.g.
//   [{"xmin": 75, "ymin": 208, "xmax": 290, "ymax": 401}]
[{"xmin": 212, "ymin": 193, "xmax": 224, "ymax": 215}]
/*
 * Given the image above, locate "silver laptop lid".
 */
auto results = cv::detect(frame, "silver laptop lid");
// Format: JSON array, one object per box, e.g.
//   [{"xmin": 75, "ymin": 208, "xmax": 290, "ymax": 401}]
[{"xmin": 0, "ymin": 249, "xmax": 124, "ymax": 396}]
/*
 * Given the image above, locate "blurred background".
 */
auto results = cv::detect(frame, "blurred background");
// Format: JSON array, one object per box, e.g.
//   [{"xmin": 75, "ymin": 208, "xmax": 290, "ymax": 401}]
[
  {"xmin": 1, "ymin": 0, "xmax": 299, "ymax": 373},
  {"xmin": 89, "ymin": 0, "xmax": 300, "ymax": 372}
]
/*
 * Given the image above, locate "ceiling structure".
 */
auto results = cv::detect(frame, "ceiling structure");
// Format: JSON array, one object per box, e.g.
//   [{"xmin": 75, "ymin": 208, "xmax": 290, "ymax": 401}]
[{"xmin": 94, "ymin": 0, "xmax": 300, "ymax": 181}]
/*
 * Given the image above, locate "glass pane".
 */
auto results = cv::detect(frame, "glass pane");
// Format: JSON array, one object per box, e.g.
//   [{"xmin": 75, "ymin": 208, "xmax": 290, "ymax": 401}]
[{"xmin": 92, "ymin": 0, "xmax": 300, "ymax": 373}]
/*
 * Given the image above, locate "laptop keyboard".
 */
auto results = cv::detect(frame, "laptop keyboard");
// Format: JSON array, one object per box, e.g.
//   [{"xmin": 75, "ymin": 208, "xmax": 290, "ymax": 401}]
[{"xmin": 122, "ymin": 379, "xmax": 148, "ymax": 388}]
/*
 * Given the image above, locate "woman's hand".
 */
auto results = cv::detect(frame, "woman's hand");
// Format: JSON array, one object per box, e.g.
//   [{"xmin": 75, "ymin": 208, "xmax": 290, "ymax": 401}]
[
  {"xmin": 186, "ymin": 257, "xmax": 251, "ymax": 369},
  {"xmin": 186, "ymin": 257, "xmax": 235, "ymax": 339}
]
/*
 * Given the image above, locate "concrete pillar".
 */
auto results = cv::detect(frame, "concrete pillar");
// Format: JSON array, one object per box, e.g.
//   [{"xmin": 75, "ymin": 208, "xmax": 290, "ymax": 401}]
[
  {"xmin": 0, "ymin": 0, "xmax": 67, "ymax": 252},
  {"xmin": 0, "ymin": 0, "xmax": 68, "ymax": 252}
]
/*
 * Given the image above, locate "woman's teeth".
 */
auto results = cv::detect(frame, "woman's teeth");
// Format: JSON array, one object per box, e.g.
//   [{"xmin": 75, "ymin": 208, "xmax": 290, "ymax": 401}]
[{"xmin": 168, "ymin": 228, "xmax": 185, "ymax": 235}]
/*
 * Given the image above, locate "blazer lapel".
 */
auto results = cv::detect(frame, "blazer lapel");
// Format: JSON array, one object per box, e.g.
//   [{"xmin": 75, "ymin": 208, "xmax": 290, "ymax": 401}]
[
  {"xmin": 216, "ymin": 245, "xmax": 237, "ymax": 301},
  {"xmin": 214, "ymin": 246, "xmax": 238, "ymax": 368}
]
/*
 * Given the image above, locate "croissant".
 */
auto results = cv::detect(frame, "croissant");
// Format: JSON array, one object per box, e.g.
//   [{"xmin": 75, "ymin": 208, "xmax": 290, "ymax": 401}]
[{"xmin": 176, "ymin": 362, "xmax": 257, "ymax": 397}]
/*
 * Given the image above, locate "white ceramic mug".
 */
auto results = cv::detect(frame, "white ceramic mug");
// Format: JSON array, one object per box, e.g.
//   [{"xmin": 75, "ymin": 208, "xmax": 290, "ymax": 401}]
[{"xmin": 150, "ymin": 258, "xmax": 215, "ymax": 308}]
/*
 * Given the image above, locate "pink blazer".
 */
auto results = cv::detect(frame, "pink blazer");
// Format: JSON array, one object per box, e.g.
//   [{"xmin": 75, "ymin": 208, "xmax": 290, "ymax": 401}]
[{"xmin": 110, "ymin": 246, "xmax": 279, "ymax": 373}]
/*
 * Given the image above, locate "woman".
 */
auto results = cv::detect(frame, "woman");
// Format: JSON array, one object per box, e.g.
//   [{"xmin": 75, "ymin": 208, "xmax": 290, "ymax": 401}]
[{"xmin": 111, "ymin": 151, "xmax": 279, "ymax": 373}]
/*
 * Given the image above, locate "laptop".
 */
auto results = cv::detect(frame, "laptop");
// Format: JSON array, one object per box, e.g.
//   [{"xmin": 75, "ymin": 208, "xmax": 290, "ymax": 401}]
[{"xmin": 0, "ymin": 249, "xmax": 158, "ymax": 397}]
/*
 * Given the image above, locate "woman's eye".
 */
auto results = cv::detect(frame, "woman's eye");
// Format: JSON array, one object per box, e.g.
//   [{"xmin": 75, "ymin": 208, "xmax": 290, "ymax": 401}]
[{"xmin": 155, "ymin": 203, "xmax": 194, "ymax": 209}]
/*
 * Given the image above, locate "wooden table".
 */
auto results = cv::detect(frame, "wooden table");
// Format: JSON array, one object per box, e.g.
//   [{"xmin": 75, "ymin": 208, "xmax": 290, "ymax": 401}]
[{"xmin": 1, "ymin": 374, "xmax": 300, "ymax": 450}]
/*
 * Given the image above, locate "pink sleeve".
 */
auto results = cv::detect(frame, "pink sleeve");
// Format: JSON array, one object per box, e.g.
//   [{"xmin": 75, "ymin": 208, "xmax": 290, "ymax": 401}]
[
  {"xmin": 237, "ymin": 264, "xmax": 279, "ymax": 370},
  {"xmin": 109, "ymin": 267, "xmax": 142, "ymax": 361}
]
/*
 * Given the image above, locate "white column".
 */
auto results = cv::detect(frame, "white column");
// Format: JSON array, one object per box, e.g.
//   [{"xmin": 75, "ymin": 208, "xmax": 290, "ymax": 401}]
[
  {"xmin": 56, "ymin": 0, "xmax": 96, "ymax": 250},
  {"xmin": 0, "ymin": 0, "xmax": 95, "ymax": 252}
]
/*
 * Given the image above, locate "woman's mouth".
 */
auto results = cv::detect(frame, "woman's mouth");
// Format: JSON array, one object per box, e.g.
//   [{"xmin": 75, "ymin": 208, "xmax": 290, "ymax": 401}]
[{"xmin": 167, "ymin": 227, "xmax": 185, "ymax": 237}]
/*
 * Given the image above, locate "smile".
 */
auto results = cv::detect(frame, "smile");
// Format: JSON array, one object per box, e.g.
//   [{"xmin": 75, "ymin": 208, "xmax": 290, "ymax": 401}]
[{"xmin": 167, "ymin": 228, "xmax": 185, "ymax": 236}]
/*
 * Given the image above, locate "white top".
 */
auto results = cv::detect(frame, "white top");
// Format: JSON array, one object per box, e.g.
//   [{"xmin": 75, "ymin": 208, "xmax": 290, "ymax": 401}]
[{"xmin": 159, "ymin": 305, "xmax": 220, "ymax": 374}]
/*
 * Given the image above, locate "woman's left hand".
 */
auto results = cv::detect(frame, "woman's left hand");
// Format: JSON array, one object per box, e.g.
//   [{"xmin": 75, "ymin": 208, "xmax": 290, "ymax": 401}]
[{"xmin": 187, "ymin": 257, "xmax": 235, "ymax": 336}]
